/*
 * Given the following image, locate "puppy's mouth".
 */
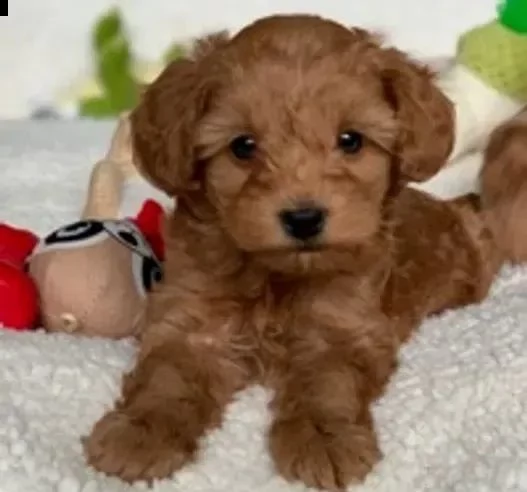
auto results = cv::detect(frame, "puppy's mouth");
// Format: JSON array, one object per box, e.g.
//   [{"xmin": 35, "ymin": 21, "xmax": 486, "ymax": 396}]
[
  {"xmin": 250, "ymin": 238, "xmax": 359, "ymax": 255},
  {"xmin": 251, "ymin": 241, "xmax": 358, "ymax": 276},
  {"xmin": 252, "ymin": 240, "xmax": 343, "ymax": 264},
  {"xmin": 253, "ymin": 240, "xmax": 325, "ymax": 255},
  {"xmin": 295, "ymin": 239, "xmax": 323, "ymax": 252}
]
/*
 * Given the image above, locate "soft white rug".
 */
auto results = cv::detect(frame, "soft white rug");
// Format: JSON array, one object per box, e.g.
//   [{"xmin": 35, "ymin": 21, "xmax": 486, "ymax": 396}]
[{"xmin": 1, "ymin": 120, "xmax": 527, "ymax": 492}]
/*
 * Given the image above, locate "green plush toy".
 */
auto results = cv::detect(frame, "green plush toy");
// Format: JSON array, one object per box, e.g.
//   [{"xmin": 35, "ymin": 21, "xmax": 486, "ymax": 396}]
[
  {"xmin": 437, "ymin": 0, "xmax": 527, "ymax": 163},
  {"xmin": 79, "ymin": 9, "xmax": 138, "ymax": 118},
  {"xmin": 458, "ymin": 0, "xmax": 527, "ymax": 101},
  {"xmin": 78, "ymin": 9, "xmax": 187, "ymax": 118}
]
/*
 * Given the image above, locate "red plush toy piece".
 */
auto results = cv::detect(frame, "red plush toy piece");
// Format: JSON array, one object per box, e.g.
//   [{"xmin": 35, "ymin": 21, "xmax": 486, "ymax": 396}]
[
  {"xmin": 132, "ymin": 199, "xmax": 165, "ymax": 261},
  {"xmin": 0, "ymin": 223, "xmax": 39, "ymax": 330}
]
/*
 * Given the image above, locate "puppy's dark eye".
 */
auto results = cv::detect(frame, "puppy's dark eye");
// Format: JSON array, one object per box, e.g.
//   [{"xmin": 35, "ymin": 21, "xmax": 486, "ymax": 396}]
[
  {"xmin": 230, "ymin": 135, "xmax": 257, "ymax": 160},
  {"xmin": 338, "ymin": 131, "xmax": 363, "ymax": 154}
]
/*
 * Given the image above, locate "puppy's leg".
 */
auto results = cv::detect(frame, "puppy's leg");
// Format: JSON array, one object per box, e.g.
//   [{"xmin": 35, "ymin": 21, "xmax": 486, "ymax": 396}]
[
  {"xmin": 83, "ymin": 320, "xmax": 245, "ymax": 483},
  {"xmin": 269, "ymin": 320, "xmax": 396, "ymax": 491}
]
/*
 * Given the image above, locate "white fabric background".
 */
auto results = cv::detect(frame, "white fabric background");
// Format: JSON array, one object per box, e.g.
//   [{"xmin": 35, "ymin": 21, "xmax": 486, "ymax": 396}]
[{"xmin": 1, "ymin": 0, "xmax": 496, "ymax": 118}]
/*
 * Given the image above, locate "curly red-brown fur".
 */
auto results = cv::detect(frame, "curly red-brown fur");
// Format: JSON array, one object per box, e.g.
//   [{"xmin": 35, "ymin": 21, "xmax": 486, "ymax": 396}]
[
  {"xmin": 480, "ymin": 109, "xmax": 527, "ymax": 263},
  {"xmin": 84, "ymin": 15, "xmax": 511, "ymax": 491}
]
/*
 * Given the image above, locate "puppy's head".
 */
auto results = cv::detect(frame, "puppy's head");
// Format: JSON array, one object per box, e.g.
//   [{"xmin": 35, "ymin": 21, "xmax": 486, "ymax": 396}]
[{"xmin": 131, "ymin": 15, "xmax": 453, "ymax": 274}]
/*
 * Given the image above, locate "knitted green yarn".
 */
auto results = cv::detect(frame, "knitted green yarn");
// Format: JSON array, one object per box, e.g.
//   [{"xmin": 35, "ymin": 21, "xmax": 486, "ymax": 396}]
[{"xmin": 457, "ymin": 20, "xmax": 527, "ymax": 101}]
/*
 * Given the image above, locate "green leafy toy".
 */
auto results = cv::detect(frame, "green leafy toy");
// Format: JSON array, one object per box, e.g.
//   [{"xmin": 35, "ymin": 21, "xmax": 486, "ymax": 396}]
[
  {"xmin": 78, "ymin": 9, "xmax": 188, "ymax": 118},
  {"xmin": 432, "ymin": 0, "xmax": 527, "ymax": 166},
  {"xmin": 79, "ymin": 9, "xmax": 139, "ymax": 118}
]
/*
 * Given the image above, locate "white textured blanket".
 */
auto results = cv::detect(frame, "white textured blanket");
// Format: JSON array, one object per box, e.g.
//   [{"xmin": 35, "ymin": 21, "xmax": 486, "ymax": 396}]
[{"xmin": 1, "ymin": 121, "xmax": 527, "ymax": 492}]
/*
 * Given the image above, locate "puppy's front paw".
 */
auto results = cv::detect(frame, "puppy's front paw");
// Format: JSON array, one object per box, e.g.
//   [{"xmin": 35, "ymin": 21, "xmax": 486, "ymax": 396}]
[
  {"xmin": 83, "ymin": 408, "xmax": 196, "ymax": 483},
  {"xmin": 269, "ymin": 415, "xmax": 381, "ymax": 491}
]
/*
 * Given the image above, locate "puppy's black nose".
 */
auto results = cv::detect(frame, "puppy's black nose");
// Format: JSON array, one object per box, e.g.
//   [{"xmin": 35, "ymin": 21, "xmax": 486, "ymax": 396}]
[{"xmin": 279, "ymin": 206, "xmax": 326, "ymax": 241}]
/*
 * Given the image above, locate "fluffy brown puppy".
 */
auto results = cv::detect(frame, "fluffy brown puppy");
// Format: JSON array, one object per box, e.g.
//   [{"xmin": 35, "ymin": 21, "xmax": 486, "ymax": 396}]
[{"xmin": 83, "ymin": 15, "xmax": 504, "ymax": 491}]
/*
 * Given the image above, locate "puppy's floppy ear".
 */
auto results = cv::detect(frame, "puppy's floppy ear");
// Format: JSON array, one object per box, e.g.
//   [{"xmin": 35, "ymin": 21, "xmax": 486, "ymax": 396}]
[
  {"xmin": 130, "ymin": 32, "xmax": 229, "ymax": 196},
  {"xmin": 380, "ymin": 48, "xmax": 454, "ymax": 182}
]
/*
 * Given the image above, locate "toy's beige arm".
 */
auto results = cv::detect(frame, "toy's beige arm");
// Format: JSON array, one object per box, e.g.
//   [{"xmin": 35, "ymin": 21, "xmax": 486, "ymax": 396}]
[
  {"xmin": 437, "ymin": 63, "xmax": 525, "ymax": 164},
  {"xmin": 81, "ymin": 112, "xmax": 139, "ymax": 219}
]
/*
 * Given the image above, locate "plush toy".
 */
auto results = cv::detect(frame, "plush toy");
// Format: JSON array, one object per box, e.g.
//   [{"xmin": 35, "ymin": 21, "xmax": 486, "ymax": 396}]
[
  {"xmin": 18, "ymin": 111, "xmax": 167, "ymax": 339},
  {"xmin": 414, "ymin": 0, "xmax": 527, "ymax": 199},
  {"xmin": 0, "ymin": 200, "xmax": 164, "ymax": 337},
  {"xmin": 27, "ymin": 199, "xmax": 164, "ymax": 338},
  {"xmin": 0, "ymin": 110, "xmax": 166, "ymax": 336},
  {"xmin": 437, "ymin": 0, "xmax": 527, "ymax": 163},
  {"xmin": 52, "ymin": 8, "xmax": 186, "ymax": 119},
  {"xmin": 0, "ymin": 224, "xmax": 39, "ymax": 330},
  {"xmin": 81, "ymin": 112, "xmax": 138, "ymax": 220}
]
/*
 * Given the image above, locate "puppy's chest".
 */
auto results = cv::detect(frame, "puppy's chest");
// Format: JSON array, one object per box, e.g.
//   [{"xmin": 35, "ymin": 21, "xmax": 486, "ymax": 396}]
[
  {"xmin": 231, "ymin": 278, "xmax": 361, "ymax": 356},
  {"xmin": 240, "ymin": 286, "xmax": 304, "ymax": 343},
  {"xmin": 223, "ymin": 286, "xmax": 308, "ymax": 378}
]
